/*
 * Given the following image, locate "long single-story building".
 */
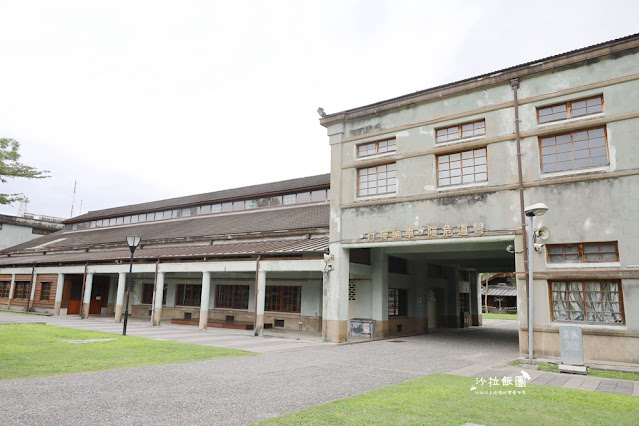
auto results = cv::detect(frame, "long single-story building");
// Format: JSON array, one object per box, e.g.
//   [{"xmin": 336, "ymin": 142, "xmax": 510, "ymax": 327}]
[{"xmin": 0, "ymin": 175, "xmax": 331, "ymax": 334}]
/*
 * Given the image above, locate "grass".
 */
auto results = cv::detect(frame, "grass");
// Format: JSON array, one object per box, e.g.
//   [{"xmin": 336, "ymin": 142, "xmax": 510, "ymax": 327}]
[
  {"xmin": 510, "ymin": 360, "xmax": 639, "ymax": 382},
  {"xmin": 483, "ymin": 313, "xmax": 518, "ymax": 320},
  {"xmin": 257, "ymin": 374, "xmax": 639, "ymax": 425},
  {"xmin": 0, "ymin": 323, "xmax": 255, "ymax": 380}
]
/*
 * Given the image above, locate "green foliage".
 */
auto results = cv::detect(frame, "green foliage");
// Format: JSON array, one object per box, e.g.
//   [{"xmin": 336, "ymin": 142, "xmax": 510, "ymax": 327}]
[
  {"xmin": 257, "ymin": 374, "xmax": 639, "ymax": 425},
  {"xmin": 0, "ymin": 323, "xmax": 255, "ymax": 380},
  {"xmin": 0, "ymin": 138, "xmax": 50, "ymax": 204}
]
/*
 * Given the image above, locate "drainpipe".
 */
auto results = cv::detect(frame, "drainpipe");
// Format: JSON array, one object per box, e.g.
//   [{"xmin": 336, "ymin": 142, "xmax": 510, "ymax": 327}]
[
  {"xmin": 79, "ymin": 264, "xmax": 88, "ymax": 318},
  {"xmin": 25, "ymin": 266, "xmax": 35, "ymax": 312},
  {"xmin": 150, "ymin": 259, "xmax": 160, "ymax": 324},
  {"xmin": 510, "ymin": 78, "xmax": 530, "ymax": 305},
  {"xmin": 253, "ymin": 255, "xmax": 261, "ymax": 333}
]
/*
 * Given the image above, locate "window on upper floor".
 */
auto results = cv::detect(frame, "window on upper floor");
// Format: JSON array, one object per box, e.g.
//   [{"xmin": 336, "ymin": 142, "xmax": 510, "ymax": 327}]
[
  {"xmin": 357, "ymin": 138, "xmax": 396, "ymax": 158},
  {"xmin": 537, "ymin": 95, "xmax": 603, "ymax": 124},
  {"xmin": 539, "ymin": 127, "xmax": 608, "ymax": 173},
  {"xmin": 550, "ymin": 280, "xmax": 623, "ymax": 324},
  {"xmin": 357, "ymin": 163, "xmax": 397, "ymax": 197},
  {"xmin": 436, "ymin": 119, "xmax": 485, "ymax": 144},
  {"xmin": 437, "ymin": 148, "xmax": 487, "ymax": 187},
  {"xmin": 547, "ymin": 242, "xmax": 619, "ymax": 263}
]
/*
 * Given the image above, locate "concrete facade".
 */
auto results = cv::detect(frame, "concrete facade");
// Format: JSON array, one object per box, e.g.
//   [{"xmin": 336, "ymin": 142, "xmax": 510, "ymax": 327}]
[
  {"xmin": 0, "ymin": 214, "xmax": 63, "ymax": 250},
  {"xmin": 320, "ymin": 35, "xmax": 639, "ymax": 364}
]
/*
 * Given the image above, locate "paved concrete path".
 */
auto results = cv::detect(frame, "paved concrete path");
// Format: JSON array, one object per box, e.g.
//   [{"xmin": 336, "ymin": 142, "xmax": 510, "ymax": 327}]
[
  {"xmin": 1, "ymin": 314, "xmax": 520, "ymax": 425},
  {"xmin": 449, "ymin": 364, "xmax": 639, "ymax": 397}
]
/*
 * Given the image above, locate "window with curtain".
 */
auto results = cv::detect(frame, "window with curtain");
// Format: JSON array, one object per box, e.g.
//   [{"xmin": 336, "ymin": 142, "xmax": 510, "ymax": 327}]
[{"xmin": 550, "ymin": 281, "xmax": 623, "ymax": 324}]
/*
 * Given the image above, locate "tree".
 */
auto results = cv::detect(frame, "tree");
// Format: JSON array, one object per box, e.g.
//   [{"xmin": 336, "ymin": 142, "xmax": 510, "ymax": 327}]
[{"xmin": 0, "ymin": 138, "xmax": 50, "ymax": 204}]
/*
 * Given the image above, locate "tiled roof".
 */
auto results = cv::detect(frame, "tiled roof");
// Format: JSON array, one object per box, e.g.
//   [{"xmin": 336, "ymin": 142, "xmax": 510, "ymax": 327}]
[
  {"xmin": 2, "ymin": 204, "xmax": 329, "ymax": 253},
  {"xmin": 0, "ymin": 237, "xmax": 329, "ymax": 266},
  {"xmin": 67, "ymin": 173, "xmax": 330, "ymax": 223},
  {"xmin": 481, "ymin": 286, "xmax": 517, "ymax": 297}
]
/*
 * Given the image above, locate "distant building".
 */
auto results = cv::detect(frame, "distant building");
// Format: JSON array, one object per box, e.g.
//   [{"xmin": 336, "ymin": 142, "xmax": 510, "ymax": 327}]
[{"xmin": 0, "ymin": 214, "xmax": 64, "ymax": 250}]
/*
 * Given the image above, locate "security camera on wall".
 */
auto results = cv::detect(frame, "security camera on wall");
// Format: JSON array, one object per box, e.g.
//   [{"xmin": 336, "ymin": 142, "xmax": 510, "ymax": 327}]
[{"xmin": 534, "ymin": 243, "xmax": 545, "ymax": 253}]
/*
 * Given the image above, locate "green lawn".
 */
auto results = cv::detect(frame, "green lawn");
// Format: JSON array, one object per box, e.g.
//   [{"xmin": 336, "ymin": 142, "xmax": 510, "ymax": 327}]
[
  {"xmin": 257, "ymin": 374, "xmax": 638, "ymax": 425},
  {"xmin": 0, "ymin": 323, "xmax": 255, "ymax": 380},
  {"xmin": 483, "ymin": 313, "xmax": 518, "ymax": 320}
]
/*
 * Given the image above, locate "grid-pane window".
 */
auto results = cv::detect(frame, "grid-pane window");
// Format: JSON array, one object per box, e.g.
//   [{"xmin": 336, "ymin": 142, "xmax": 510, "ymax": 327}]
[
  {"xmin": 540, "ymin": 127, "xmax": 608, "ymax": 173},
  {"xmin": 215, "ymin": 285, "xmax": 249, "ymax": 309},
  {"xmin": 13, "ymin": 282, "xmax": 30, "ymax": 299},
  {"xmin": 265, "ymin": 286, "xmax": 301, "ymax": 313},
  {"xmin": 436, "ymin": 120, "xmax": 485, "ymax": 143},
  {"xmin": 547, "ymin": 242, "xmax": 618, "ymax": 263},
  {"xmin": 357, "ymin": 138, "xmax": 397, "ymax": 158},
  {"xmin": 550, "ymin": 281, "xmax": 623, "ymax": 324},
  {"xmin": 538, "ymin": 95, "xmax": 603, "ymax": 124},
  {"xmin": 388, "ymin": 288, "xmax": 407, "ymax": 316},
  {"xmin": 0, "ymin": 282, "xmax": 10, "ymax": 298},
  {"xmin": 176, "ymin": 284, "xmax": 202, "ymax": 306},
  {"xmin": 357, "ymin": 163, "xmax": 397, "ymax": 197},
  {"xmin": 438, "ymin": 148, "xmax": 487, "ymax": 186},
  {"xmin": 40, "ymin": 282, "xmax": 51, "ymax": 300}
]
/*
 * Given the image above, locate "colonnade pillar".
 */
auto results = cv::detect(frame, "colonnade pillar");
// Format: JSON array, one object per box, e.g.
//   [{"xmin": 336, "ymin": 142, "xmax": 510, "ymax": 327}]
[
  {"xmin": 6, "ymin": 274, "xmax": 15, "ymax": 310},
  {"xmin": 153, "ymin": 272, "xmax": 164, "ymax": 326},
  {"xmin": 254, "ymin": 270, "xmax": 266, "ymax": 336},
  {"xmin": 82, "ymin": 273, "xmax": 94, "ymax": 319},
  {"xmin": 198, "ymin": 272, "xmax": 211, "ymax": 330},
  {"xmin": 53, "ymin": 273, "xmax": 65, "ymax": 315},
  {"xmin": 114, "ymin": 272, "xmax": 126, "ymax": 322}
]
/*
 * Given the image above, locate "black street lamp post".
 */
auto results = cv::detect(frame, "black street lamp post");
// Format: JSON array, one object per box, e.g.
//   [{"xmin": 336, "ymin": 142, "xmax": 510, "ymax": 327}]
[{"xmin": 122, "ymin": 236, "xmax": 141, "ymax": 336}]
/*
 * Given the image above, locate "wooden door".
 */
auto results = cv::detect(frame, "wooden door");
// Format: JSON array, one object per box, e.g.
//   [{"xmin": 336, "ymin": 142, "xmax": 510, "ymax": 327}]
[{"xmin": 67, "ymin": 282, "xmax": 83, "ymax": 314}]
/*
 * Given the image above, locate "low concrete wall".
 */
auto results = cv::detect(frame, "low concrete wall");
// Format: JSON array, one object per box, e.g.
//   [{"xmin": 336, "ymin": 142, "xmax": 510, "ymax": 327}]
[{"xmin": 519, "ymin": 326, "xmax": 639, "ymax": 364}]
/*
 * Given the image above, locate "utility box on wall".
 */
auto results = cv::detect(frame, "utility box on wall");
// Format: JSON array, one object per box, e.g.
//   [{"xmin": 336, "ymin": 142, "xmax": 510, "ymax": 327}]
[{"xmin": 350, "ymin": 319, "xmax": 375, "ymax": 338}]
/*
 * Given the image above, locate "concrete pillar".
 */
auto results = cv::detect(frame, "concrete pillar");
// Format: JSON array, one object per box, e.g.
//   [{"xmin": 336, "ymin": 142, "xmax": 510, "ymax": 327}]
[
  {"xmin": 323, "ymin": 244, "xmax": 349, "ymax": 343},
  {"xmin": 254, "ymin": 270, "xmax": 266, "ymax": 336},
  {"xmin": 371, "ymin": 248, "xmax": 389, "ymax": 338},
  {"xmin": 6, "ymin": 273, "xmax": 15, "ymax": 310},
  {"xmin": 445, "ymin": 268, "xmax": 460, "ymax": 328},
  {"xmin": 82, "ymin": 273, "xmax": 94, "ymax": 319},
  {"xmin": 153, "ymin": 272, "xmax": 164, "ymax": 326},
  {"xmin": 470, "ymin": 272, "xmax": 482, "ymax": 326},
  {"xmin": 53, "ymin": 273, "xmax": 65, "ymax": 315},
  {"xmin": 198, "ymin": 271, "xmax": 211, "ymax": 330},
  {"xmin": 27, "ymin": 271, "xmax": 38, "ymax": 310},
  {"xmin": 114, "ymin": 272, "xmax": 126, "ymax": 322}
]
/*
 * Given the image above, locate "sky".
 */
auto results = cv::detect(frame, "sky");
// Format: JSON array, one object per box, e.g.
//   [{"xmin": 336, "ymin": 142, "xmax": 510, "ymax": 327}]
[{"xmin": 0, "ymin": 0, "xmax": 638, "ymax": 219}]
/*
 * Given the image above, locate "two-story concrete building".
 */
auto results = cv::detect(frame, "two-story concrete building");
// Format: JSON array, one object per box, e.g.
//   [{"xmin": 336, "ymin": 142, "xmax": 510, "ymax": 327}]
[{"xmin": 319, "ymin": 34, "xmax": 639, "ymax": 364}]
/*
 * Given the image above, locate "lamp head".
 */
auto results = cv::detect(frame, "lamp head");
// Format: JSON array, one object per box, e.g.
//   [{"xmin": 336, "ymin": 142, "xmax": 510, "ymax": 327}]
[
  {"xmin": 126, "ymin": 236, "xmax": 141, "ymax": 253},
  {"xmin": 524, "ymin": 202, "xmax": 548, "ymax": 217}
]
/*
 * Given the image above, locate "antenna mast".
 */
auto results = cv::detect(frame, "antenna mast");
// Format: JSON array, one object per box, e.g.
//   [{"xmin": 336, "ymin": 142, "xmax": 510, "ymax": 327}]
[{"xmin": 70, "ymin": 179, "xmax": 78, "ymax": 217}]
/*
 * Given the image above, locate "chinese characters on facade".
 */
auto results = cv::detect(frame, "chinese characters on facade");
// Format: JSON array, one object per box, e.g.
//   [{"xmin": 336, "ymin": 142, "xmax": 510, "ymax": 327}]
[{"xmin": 360, "ymin": 222, "xmax": 485, "ymax": 242}]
